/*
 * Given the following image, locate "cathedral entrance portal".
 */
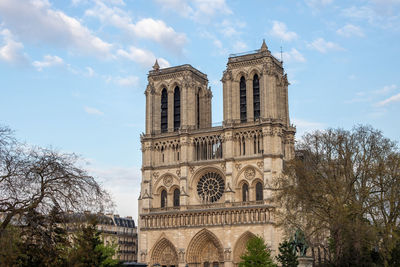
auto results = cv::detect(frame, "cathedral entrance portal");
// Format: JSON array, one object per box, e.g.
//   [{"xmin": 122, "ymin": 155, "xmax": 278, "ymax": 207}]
[
  {"xmin": 150, "ymin": 237, "xmax": 178, "ymax": 267},
  {"xmin": 186, "ymin": 229, "xmax": 224, "ymax": 267}
]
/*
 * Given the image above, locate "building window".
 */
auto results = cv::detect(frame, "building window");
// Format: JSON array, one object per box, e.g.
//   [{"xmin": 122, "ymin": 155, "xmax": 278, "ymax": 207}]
[
  {"xmin": 173, "ymin": 188, "xmax": 180, "ymax": 207},
  {"xmin": 240, "ymin": 76, "xmax": 247, "ymax": 122},
  {"xmin": 242, "ymin": 183, "xmax": 249, "ymax": 202},
  {"xmin": 161, "ymin": 88, "xmax": 168, "ymax": 133},
  {"xmin": 161, "ymin": 189, "xmax": 167, "ymax": 208},
  {"xmin": 256, "ymin": 182, "xmax": 263, "ymax": 201},
  {"xmin": 174, "ymin": 86, "xmax": 180, "ymax": 131},
  {"xmin": 197, "ymin": 89, "xmax": 201, "ymax": 129},
  {"xmin": 253, "ymin": 74, "xmax": 260, "ymax": 120}
]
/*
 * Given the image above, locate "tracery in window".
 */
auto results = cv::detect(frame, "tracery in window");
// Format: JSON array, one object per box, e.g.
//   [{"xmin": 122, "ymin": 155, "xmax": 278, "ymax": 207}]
[
  {"xmin": 197, "ymin": 172, "xmax": 225, "ymax": 203},
  {"xmin": 174, "ymin": 86, "xmax": 180, "ymax": 131},
  {"xmin": 240, "ymin": 76, "xmax": 247, "ymax": 122},
  {"xmin": 173, "ymin": 188, "xmax": 180, "ymax": 207},
  {"xmin": 253, "ymin": 74, "xmax": 260, "ymax": 120},
  {"xmin": 161, "ymin": 189, "xmax": 167, "ymax": 208},
  {"xmin": 161, "ymin": 88, "xmax": 168, "ymax": 133}
]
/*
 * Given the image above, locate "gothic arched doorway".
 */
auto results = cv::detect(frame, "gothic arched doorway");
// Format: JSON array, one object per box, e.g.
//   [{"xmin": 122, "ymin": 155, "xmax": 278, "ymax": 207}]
[
  {"xmin": 232, "ymin": 231, "xmax": 256, "ymax": 266},
  {"xmin": 150, "ymin": 237, "xmax": 179, "ymax": 267},
  {"xmin": 186, "ymin": 229, "xmax": 224, "ymax": 267}
]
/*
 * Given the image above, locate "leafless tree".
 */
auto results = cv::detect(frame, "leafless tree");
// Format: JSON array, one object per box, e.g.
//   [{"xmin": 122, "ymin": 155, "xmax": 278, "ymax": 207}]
[{"xmin": 0, "ymin": 125, "xmax": 113, "ymax": 230}]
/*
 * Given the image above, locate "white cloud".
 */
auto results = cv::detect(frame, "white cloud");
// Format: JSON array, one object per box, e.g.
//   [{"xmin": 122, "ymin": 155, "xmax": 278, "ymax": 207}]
[
  {"xmin": 84, "ymin": 106, "xmax": 104, "ymax": 115},
  {"xmin": 292, "ymin": 118, "xmax": 325, "ymax": 137},
  {"xmin": 273, "ymin": 48, "xmax": 306, "ymax": 63},
  {"xmin": 336, "ymin": 24, "xmax": 365, "ymax": 37},
  {"xmin": 32, "ymin": 55, "xmax": 64, "ymax": 71},
  {"xmin": 0, "ymin": 28, "xmax": 28, "ymax": 64},
  {"xmin": 85, "ymin": 2, "xmax": 187, "ymax": 53},
  {"xmin": 0, "ymin": 0, "xmax": 112, "ymax": 56},
  {"xmin": 117, "ymin": 46, "xmax": 170, "ymax": 69},
  {"xmin": 132, "ymin": 18, "xmax": 187, "ymax": 53},
  {"xmin": 342, "ymin": 4, "xmax": 400, "ymax": 30},
  {"xmin": 307, "ymin": 38, "xmax": 343, "ymax": 53},
  {"xmin": 115, "ymin": 75, "xmax": 139, "ymax": 87},
  {"xmin": 305, "ymin": 0, "xmax": 334, "ymax": 9},
  {"xmin": 270, "ymin": 21, "xmax": 298, "ymax": 41},
  {"xmin": 374, "ymin": 84, "xmax": 397, "ymax": 95},
  {"xmin": 86, "ymin": 66, "xmax": 95, "ymax": 77},
  {"xmin": 233, "ymin": 41, "xmax": 247, "ymax": 52},
  {"xmin": 218, "ymin": 19, "xmax": 245, "ymax": 37},
  {"xmin": 376, "ymin": 92, "xmax": 400, "ymax": 106},
  {"xmin": 87, "ymin": 164, "xmax": 141, "ymax": 221},
  {"xmin": 155, "ymin": 0, "xmax": 232, "ymax": 22}
]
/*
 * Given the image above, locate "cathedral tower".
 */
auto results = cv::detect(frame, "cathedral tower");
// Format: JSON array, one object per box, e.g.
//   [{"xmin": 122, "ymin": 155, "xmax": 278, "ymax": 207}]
[{"xmin": 138, "ymin": 41, "xmax": 296, "ymax": 267}]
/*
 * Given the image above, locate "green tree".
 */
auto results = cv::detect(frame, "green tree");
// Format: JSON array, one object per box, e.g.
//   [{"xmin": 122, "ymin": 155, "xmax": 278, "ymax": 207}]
[
  {"xmin": 239, "ymin": 236, "xmax": 277, "ymax": 267},
  {"xmin": 68, "ymin": 218, "xmax": 120, "ymax": 267},
  {"xmin": 274, "ymin": 125, "xmax": 400, "ymax": 266},
  {"xmin": 276, "ymin": 240, "xmax": 298, "ymax": 267},
  {"xmin": 16, "ymin": 207, "xmax": 70, "ymax": 267}
]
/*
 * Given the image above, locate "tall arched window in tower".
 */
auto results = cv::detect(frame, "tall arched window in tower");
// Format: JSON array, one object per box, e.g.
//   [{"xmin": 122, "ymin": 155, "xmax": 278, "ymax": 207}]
[
  {"xmin": 197, "ymin": 88, "xmax": 201, "ymax": 129},
  {"xmin": 242, "ymin": 183, "xmax": 249, "ymax": 202},
  {"xmin": 161, "ymin": 88, "xmax": 168, "ymax": 133},
  {"xmin": 253, "ymin": 74, "xmax": 260, "ymax": 120},
  {"xmin": 161, "ymin": 189, "xmax": 167, "ymax": 208},
  {"xmin": 240, "ymin": 76, "xmax": 247, "ymax": 122},
  {"xmin": 174, "ymin": 86, "xmax": 181, "ymax": 131},
  {"xmin": 173, "ymin": 188, "xmax": 180, "ymax": 207},
  {"xmin": 256, "ymin": 182, "xmax": 263, "ymax": 201}
]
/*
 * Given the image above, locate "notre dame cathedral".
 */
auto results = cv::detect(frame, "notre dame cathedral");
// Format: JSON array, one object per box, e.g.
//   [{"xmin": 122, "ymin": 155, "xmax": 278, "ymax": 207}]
[{"xmin": 138, "ymin": 40, "xmax": 296, "ymax": 267}]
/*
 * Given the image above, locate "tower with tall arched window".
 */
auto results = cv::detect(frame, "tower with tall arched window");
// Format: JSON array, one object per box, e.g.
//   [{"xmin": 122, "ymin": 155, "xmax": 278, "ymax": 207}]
[{"xmin": 139, "ymin": 41, "xmax": 296, "ymax": 267}]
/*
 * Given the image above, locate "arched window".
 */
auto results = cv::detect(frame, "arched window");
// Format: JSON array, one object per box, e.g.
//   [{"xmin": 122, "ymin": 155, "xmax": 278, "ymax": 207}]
[
  {"xmin": 174, "ymin": 86, "xmax": 180, "ymax": 131},
  {"xmin": 197, "ymin": 89, "xmax": 201, "ymax": 129},
  {"xmin": 256, "ymin": 182, "xmax": 263, "ymax": 201},
  {"xmin": 242, "ymin": 183, "xmax": 249, "ymax": 202},
  {"xmin": 253, "ymin": 74, "xmax": 260, "ymax": 120},
  {"xmin": 240, "ymin": 76, "xmax": 247, "ymax": 122},
  {"xmin": 173, "ymin": 188, "xmax": 180, "ymax": 207},
  {"xmin": 161, "ymin": 189, "xmax": 167, "ymax": 208},
  {"xmin": 161, "ymin": 88, "xmax": 168, "ymax": 133}
]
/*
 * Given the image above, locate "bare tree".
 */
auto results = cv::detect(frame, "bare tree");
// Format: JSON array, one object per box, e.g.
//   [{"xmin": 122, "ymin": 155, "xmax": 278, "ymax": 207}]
[
  {"xmin": 274, "ymin": 125, "xmax": 400, "ymax": 266},
  {"xmin": 0, "ymin": 125, "xmax": 113, "ymax": 230}
]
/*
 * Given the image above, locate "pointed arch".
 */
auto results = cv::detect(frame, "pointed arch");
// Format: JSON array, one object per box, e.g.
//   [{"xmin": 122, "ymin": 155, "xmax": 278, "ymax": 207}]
[
  {"xmin": 233, "ymin": 231, "xmax": 257, "ymax": 264},
  {"xmin": 150, "ymin": 237, "xmax": 179, "ymax": 266},
  {"xmin": 253, "ymin": 74, "xmax": 260, "ymax": 120},
  {"xmin": 240, "ymin": 76, "xmax": 247, "ymax": 123},
  {"xmin": 173, "ymin": 86, "xmax": 180, "ymax": 131},
  {"xmin": 161, "ymin": 88, "xmax": 168, "ymax": 133},
  {"xmin": 186, "ymin": 228, "xmax": 224, "ymax": 265}
]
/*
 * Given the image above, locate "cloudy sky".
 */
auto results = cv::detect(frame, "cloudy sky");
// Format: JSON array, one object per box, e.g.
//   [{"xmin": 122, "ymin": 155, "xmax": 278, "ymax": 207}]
[{"xmin": 1, "ymin": 0, "xmax": 400, "ymax": 221}]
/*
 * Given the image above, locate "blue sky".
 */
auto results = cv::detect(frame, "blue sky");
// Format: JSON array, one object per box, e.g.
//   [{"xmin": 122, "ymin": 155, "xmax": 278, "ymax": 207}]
[{"xmin": 1, "ymin": 0, "xmax": 400, "ymax": 220}]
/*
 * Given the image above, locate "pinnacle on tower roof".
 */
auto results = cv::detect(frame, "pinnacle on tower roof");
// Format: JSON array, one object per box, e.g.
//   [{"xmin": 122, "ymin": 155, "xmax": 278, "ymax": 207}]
[
  {"xmin": 152, "ymin": 59, "xmax": 160, "ymax": 70},
  {"xmin": 260, "ymin": 39, "xmax": 268, "ymax": 52}
]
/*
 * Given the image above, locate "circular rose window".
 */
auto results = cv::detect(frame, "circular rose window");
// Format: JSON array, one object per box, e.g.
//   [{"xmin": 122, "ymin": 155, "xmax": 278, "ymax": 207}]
[{"xmin": 197, "ymin": 172, "xmax": 225, "ymax": 203}]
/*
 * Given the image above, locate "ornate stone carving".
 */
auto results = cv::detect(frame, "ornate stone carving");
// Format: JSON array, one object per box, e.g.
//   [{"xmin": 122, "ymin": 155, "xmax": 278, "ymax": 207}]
[
  {"xmin": 235, "ymin": 163, "xmax": 241, "ymax": 171},
  {"xmin": 257, "ymin": 161, "xmax": 264, "ymax": 169},
  {"xmin": 189, "ymin": 166, "xmax": 195, "ymax": 174},
  {"xmin": 152, "ymin": 172, "xmax": 159, "ymax": 179},
  {"xmin": 221, "ymin": 162, "xmax": 226, "ymax": 171},
  {"xmin": 244, "ymin": 167, "xmax": 256, "ymax": 180},
  {"xmin": 224, "ymin": 248, "xmax": 232, "ymax": 260},
  {"xmin": 178, "ymin": 249, "xmax": 185, "ymax": 263},
  {"xmin": 163, "ymin": 175, "xmax": 173, "ymax": 187},
  {"xmin": 176, "ymin": 169, "xmax": 181, "ymax": 177}
]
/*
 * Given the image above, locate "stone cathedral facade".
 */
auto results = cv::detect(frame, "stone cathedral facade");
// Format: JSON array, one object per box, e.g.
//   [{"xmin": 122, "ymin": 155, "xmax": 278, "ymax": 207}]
[{"xmin": 138, "ymin": 41, "xmax": 296, "ymax": 267}]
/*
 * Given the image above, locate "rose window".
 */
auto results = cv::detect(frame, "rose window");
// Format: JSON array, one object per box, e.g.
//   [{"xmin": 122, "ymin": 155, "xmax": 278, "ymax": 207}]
[{"xmin": 197, "ymin": 172, "xmax": 225, "ymax": 203}]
